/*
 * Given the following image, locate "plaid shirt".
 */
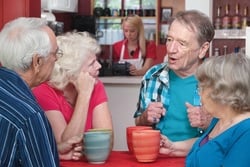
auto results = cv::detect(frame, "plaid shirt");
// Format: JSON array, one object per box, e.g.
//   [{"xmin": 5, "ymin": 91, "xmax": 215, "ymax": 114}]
[
  {"xmin": 134, "ymin": 63, "xmax": 202, "ymax": 140},
  {"xmin": 134, "ymin": 63, "xmax": 170, "ymax": 117}
]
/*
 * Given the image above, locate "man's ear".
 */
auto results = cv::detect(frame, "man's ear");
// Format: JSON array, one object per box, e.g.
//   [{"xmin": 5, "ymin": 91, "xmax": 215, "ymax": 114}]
[
  {"xmin": 32, "ymin": 54, "xmax": 42, "ymax": 73},
  {"xmin": 198, "ymin": 42, "xmax": 210, "ymax": 59}
]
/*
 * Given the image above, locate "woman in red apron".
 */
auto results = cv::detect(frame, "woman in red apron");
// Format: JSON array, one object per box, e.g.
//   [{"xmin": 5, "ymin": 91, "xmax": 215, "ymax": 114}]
[{"xmin": 112, "ymin": 15, "xmax": 157, "ymax": 76}]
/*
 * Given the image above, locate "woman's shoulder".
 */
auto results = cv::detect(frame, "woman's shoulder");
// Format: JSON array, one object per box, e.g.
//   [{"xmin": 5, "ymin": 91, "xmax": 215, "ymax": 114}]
[
  {"xmin": 235, "ymin": 118, "xmax": 250, "ymax": 131},
  {"xmin": 33, "ymin": 82, "xmax": 51, "ymax": 92},
  {"xmin": 32, "ymin": 82, "xmax": 59, "ymax": 96},
  {"xmin": 113, "ymin": 40, "xmax": 124, "ymax": 47},
  {"xmin": 146, "ymin": 40, "xmax": 157, "ymax": 47},
  {"xmin": 91, "ymin": 79, "xmax": 108, "ymax": 102},
  {"xmin": 95, "ymin": 79, "xmax": 104, "ymax": 85}
]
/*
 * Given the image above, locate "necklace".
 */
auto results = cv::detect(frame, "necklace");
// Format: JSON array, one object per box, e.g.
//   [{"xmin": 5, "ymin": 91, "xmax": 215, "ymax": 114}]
[
  {"xmin": 127, "ymin": 47, "xmax": 136, "ymax": 57},
  {"xmin": 127, "ymin": 42, "xmax": 137, "ymax": 58}
]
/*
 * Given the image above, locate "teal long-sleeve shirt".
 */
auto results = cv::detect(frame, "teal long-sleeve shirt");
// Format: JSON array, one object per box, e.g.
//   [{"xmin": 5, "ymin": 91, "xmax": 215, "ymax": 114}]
[{"xmin": 186, "ymin": 118, "xmax": 250, "ymax": 167}]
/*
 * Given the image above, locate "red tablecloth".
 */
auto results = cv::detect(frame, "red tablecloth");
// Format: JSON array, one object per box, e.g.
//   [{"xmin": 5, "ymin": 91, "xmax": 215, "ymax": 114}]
[{"xmin": 60, "ymin": 151, "xmax": 185, "ymax": 167}]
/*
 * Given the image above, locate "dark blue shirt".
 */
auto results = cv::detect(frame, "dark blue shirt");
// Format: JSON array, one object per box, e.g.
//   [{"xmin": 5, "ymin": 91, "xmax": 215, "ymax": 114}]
[{"xmin": 0, "ymin": 67, "xmax": 59, "ymax": 167}]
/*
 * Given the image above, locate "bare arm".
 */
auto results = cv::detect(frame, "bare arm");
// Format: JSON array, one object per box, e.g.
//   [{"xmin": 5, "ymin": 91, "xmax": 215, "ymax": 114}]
[
  {"xmin": 160, "ymin": 135, "xmax": 197, "ymax": 157},
  {"xmin": 60, "ymin": 91, "xmax": 91, "ymax": 141},
  {"xmin": 92, "ymin": 102, "xmax": 114, "ymax": 149},
  {"xmin": 57, "ymin": 135, "xmax": 83, "ymax": 160},
  {"xmin": 46, "ymin": 72, "xmax": 95, "ymax": 143},
  {"xmin": 186, "ymin": 102, "xmax": 212, "ymax": 129},
  {"xmin": 130, "ymin": 58, "xmax": 154, "ymax": 76}
]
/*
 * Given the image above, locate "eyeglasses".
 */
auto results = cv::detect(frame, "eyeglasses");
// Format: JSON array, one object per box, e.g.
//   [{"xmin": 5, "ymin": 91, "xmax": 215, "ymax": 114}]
[
  {"xmin": 50, "ymin": 48, "xmax": 63, "ymax": 58},
  {"xmin": 55, "ymin": 49, "xmax": 63, "ymax": 58}
]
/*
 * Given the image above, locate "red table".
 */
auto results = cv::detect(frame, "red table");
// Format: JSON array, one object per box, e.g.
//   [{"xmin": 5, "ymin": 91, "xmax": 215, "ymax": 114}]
[{"xmin": 60, "ymin": 151, "xmax": 185, "ymax": 167}]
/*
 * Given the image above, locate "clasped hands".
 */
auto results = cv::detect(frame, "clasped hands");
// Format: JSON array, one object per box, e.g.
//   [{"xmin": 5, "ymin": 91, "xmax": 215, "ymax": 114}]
[
  {"xmin": 58, "ymin": 135, "xmax": 83, "ymax": 160},
  {"xmin": 186, "ymin": 102, "xmax": 212, "ymax": 129},
  {"xmin": 145, "ymin": 101, "xmax": 211, "ymax": 128},
  {"xmin": 145, "ymin": 101, "xmax": 166, "ymax": 124}
]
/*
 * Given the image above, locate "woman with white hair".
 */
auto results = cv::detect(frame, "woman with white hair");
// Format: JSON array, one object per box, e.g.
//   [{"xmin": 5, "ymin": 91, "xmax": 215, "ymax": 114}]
[
  {"xmin": 186, "ymin": 53, "xmax": 250, "ymax": 166},
  {"xmin": 33, "ymin": 31, "xmax": 113, "ymax": 160}
]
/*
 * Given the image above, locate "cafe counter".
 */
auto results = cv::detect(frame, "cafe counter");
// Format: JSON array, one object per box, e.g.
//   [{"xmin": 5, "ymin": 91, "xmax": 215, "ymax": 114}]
[
  {"xmin": 99, "ymin": 76, "xmax": 142, "ymax": 151},
  {"xmin": 99, "ymin": 76, "xmax": 142, "ymax": 84}
]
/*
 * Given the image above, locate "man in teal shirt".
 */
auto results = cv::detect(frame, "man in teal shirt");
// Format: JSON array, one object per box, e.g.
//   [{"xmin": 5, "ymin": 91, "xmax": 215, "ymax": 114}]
[{"xmin": 134, "ymin": 10, "xmax": 214, "ymax": 156}]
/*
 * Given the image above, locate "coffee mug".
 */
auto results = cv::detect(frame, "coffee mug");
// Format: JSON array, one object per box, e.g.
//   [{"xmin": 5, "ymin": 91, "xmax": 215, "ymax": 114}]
[
  {"xmin": 132, "ymin": 129, "xmax": 160, "ymax": 162},
  {"xmin": 126, "ymin": 126, "xmax": 152, "ymax": 153},
  {"xmin": 83, "ymin": 130, "xmax": 112, "ymax": 164},
  {"xmin": 87, "ymin": 128, "xmax": 113, "ymax": 150}
]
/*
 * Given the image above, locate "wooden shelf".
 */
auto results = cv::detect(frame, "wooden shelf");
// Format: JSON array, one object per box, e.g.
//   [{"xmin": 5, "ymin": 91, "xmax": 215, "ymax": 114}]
[
  {"xmin": 91, "ymin": 0, "xmax": 160, "ymax": 45},
  {"xmin": 97, "ymin": 16, "xmax": 156, "ymax": 19},
  {"xmin": 211, "ymin": 0, "xmax": 250, "ymax": 56},
  {"xmin": 214, "ymin": 29, "xmax": 246, "ymax": 39}
]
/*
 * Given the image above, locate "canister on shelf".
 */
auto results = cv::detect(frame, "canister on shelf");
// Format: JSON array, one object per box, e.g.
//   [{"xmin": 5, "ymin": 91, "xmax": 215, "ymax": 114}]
[
  {"xmin": 223, "ymin": 45, "xmax": 228, "ymax": 56},
  {"xmin": 127, "ymin": 9, "xmax": 134, "ymax": 16},
  {"xmin": 112, "ymin": 9, "xmax": 119, "ymax": 17},
  {"xmin": 234, "ymin": 47, "xmax": 240, "ymax": 53},
  {"xmin": 214, "ymin": 48, "xmax": 220, "ymax": 56},
  {"xmin": 119, "ymin": 9, "xmax": 126, "ymax": 17}
]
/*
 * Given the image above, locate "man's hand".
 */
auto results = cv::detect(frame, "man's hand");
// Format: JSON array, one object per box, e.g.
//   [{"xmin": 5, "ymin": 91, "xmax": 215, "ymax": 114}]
[
  {"xmin": 186, "ymin": 102, "xmax": 212, "ymax": 129},
  {"xmin": 135, "ymin": 101, "xmax": 166, "ymax": 126},
  {"xmin": 58, "ymin": 135, "xmax": 83, "ymax": 160}
]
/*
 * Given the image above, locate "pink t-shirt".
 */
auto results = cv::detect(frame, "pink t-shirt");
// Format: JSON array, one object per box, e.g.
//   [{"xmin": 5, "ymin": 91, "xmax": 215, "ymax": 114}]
[{"xmin": 32, "ymin": 79, "xmax": 108, "ymax": 132}]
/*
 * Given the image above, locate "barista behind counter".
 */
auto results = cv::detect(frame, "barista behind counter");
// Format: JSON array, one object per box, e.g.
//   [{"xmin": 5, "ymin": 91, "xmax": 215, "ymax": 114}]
[{"xmin": 112, "ymin": 15, "xmax": 157, "ymax": 76}]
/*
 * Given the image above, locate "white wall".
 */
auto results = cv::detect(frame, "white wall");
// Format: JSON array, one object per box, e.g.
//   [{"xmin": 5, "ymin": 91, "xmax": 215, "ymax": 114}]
[
  {"xmin": 99, "ymin": 76, "xmax": 143, "ymax": 151},
  {"xmin": 185, "ymin": 0, "xmax": 213, "ymax": 18},
  {"xmin": 104, "ymin": 83, "xmax": 140, "ymax": 151},
  {"xmin": 185, "ymin": 0, "xmax": 214, "ymax": 57}
]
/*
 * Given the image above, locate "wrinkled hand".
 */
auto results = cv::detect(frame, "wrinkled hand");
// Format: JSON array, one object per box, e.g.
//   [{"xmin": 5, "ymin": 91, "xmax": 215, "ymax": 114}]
[
  {"xmin": 58, "ymin": 135, "xmax": 83, "ymax": 160},
  {"xmin": 145, "ymin": 102, "xmax": 166, "ymax": 124},
  {"xmin": 70, "ymin": 71, "xmax": 95, "ymax": 96},
  {"xmin": 159, "ymin": 135, "xmax": 174, "ymax": 156},
  {"xmin": 186, "ymin": 102, "xmax": 212, "ymax": 129}
]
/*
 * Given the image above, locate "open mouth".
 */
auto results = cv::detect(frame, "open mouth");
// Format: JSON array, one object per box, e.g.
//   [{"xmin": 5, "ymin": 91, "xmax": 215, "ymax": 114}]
[{"xmin": 168, "ymin": 56, "xmax": 178, "ymax": 63}]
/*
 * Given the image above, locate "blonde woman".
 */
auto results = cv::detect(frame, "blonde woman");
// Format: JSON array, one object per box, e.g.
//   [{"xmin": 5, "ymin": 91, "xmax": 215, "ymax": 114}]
[{"xmin": 112, "ymin": 15, "xmax": 156, "ymax": 76}]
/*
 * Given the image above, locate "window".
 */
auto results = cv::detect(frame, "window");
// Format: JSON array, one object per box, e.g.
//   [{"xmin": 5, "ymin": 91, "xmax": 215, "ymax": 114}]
[
  {"xmin": 94, "ymin": 0, "xmax": 157, "ymax": 44},
  {"xmin": 94, "ymin": 0, "xmax": 121, "ymax": 9},
  {"xmin": 94, "ymin": 0, "xmax": 155, "ymax": 10}
]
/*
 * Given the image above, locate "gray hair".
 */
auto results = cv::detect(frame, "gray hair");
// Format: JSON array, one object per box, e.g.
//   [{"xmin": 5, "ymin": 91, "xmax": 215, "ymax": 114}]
[
  {"xmin": 49, "ymin": 31, "xmax": 101, "ymax": 90},
  {"xmin": 169, "ymin": 10, "xmax": 214, "ymax": 46},
  {"xmin": 196, "ymin": 53, "xmax": 250, "ymax": 113},
  {"xmin": 0, "ymin": 17, "xmax": 52, "ymax": 71}
]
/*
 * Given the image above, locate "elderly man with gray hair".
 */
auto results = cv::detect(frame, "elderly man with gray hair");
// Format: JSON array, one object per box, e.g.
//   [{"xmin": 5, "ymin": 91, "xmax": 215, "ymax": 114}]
[{"xmin": 0, "ymin": 17, "xmax": 82, "ymax": 166}]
